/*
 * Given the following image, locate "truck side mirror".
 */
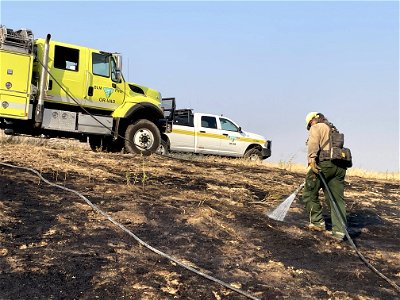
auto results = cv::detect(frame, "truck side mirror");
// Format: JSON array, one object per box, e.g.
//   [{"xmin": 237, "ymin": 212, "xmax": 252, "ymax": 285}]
[
  {"xmin": 115, "ymin": 54, "xmax": 122, "ymax": 82},
  {"xmin": 238, "ymin": 126, "xmax": 242, "ymax": 133},
  {"xmin": 115, "ymin": 54, "xmax": 122, "ymax": 71}
]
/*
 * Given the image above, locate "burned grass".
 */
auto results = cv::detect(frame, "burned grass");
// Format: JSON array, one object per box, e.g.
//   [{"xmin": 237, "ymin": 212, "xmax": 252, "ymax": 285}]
[{"xmin": 0, "ymin": 142, "xmax": 399, "ymax": 299}]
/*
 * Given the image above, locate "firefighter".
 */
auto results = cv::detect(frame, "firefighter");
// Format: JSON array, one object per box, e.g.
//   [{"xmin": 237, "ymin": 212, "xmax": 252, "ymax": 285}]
[{"xmin": 303, "ymin": 112, "xmax": 347, "ymax": 241}]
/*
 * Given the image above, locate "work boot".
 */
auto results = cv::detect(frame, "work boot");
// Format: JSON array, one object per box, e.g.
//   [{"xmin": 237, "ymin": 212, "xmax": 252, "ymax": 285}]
[
  {"xmin": 330, "ymin": 231, "xmax": 346, "ymax": 241},
  {"xmin": 308, "ymin": 220, "xmax": 326, "ymax": 232}
]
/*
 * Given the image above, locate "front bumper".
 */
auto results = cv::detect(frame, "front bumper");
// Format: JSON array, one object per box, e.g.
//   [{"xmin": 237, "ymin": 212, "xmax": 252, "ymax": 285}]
[{"xmin": 262, "ymin": 140, "xmax": 272, "ymax": 159}]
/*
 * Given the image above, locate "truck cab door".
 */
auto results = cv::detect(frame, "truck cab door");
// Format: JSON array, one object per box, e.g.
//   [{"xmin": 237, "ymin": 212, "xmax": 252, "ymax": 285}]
[
  {"xmin": 46, "ymin": 44, "xmax": 86, "ymax": 106},
  {"xmin": 86, "ymin": 52, "xmax": 124, "ymax": 111},
  {"xmin": 195, "ymin": 115, "xmax": 221, "ymax": 154},
  {"xmin": 218, "ymin": 117, "xmax": 244, "ymax": 156}
]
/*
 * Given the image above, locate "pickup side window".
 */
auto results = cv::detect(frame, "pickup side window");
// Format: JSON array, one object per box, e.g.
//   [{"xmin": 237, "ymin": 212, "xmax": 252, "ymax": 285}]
[
  {"xmin": 54, "ymin": 45, "xmax": 79, "ymax": 71},
  {"xmin": 174, "ymin": 115, "xmax": 194, "ymax": 127},
  {"xmin": 92, "ymin": 53, "xmax": 110, "ymax": 77},
  {"xmin": 220, "ymin": 118, "xmax": 239, "ymax": 132},
  {"xmin": 201, "ymin": 116, "xmax": 217, "ymax": 129}
]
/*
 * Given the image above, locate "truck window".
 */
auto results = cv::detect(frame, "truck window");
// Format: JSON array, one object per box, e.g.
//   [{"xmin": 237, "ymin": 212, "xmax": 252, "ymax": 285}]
[
  {"xmin": 174, "ymin": 115, "xmax": 194, "ymax": 127},
  {"xmin": 220, "ymin": 117, "xmax": 238, "ymax": 132},
  {"xmin": 92, "ymin": 53, "xmax": 109, "ymax": 77},
  {"xmin": 201, "ymin": 116, "xmax": 217, "ymax": 129},
  {"xmin": 54, "ymin": 45, "xmax": 79, "ymax": 71}
]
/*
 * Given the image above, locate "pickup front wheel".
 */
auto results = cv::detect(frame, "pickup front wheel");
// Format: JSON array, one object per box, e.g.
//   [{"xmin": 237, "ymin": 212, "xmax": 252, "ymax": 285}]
[
  {"xmin": 244, "ymin": 148, "xmax": 263, "ymax": 161},
  {"xmin": 124, "ymin": 119, "xmax": 161, "ymax": 156},
  {"xmin": 156, "ymin": 140, "xmax": 169, "ymax": 156}
]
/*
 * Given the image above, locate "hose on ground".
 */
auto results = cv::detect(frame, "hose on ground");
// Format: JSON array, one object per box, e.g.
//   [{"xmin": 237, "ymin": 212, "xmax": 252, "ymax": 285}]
[
  {"xmin": 317, "ymin": 172, "xmax": 400, "ymax": 294},
  {"xmin": 0, "ymin": 162, "xmax": 260, "ymax": 300}
]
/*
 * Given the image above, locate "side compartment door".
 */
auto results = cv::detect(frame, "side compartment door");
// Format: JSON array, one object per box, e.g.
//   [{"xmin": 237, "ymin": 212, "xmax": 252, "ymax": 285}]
[
  {"xmin": 195, "ymin": 115, "xmax": 221, "ymax": 154},
  {"xmin": 85, "ymin": 52, "xmax": 125, "ymax": 111},
  {"xmin": 0, "ymin": 51, "xmax": 32, "ymax": 119}
]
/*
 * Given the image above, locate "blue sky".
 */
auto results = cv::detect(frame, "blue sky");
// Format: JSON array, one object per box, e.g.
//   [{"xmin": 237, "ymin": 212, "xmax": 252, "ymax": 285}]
[{"xmin": 1, "ymin": 1, "xmax": 399, "ymax": 172}]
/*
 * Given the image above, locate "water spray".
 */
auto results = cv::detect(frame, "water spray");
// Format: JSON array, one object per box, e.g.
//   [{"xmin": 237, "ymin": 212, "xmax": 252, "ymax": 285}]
[{"xmin": 267, "ymin": 182, "xmax": 305, "ymax": 221}]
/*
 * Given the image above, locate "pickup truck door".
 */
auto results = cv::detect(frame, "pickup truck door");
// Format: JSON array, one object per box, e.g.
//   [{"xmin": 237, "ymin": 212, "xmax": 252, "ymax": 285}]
[
  {"xmin": 218, "ymin": 117, "xmax": 244, "ymax": 156},
  {"xmin": 195, "ymin": 115, "xmax": 221, "ymax": 154}
]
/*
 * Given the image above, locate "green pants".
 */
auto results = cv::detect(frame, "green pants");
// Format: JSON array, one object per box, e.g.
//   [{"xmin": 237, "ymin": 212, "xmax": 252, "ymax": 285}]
[{"xmin": 303, "ymin": 160, "xmax": 347, "ymax": 234}]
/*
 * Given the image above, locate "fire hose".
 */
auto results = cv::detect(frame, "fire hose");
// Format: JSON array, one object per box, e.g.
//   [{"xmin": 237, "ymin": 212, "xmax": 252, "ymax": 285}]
[
  {"xmin": 317, "ymin": 172, "xmax": 400, "ymax": 293},
  {"xmin": 0, "ymin": 162, "xmax": 260, "ymax": 300}
]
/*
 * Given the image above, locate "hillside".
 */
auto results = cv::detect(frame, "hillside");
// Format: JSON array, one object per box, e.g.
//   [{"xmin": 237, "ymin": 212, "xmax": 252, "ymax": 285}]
[{"xmin": 0, "ymin": 140, "xmax": 399, "ymax": 299}]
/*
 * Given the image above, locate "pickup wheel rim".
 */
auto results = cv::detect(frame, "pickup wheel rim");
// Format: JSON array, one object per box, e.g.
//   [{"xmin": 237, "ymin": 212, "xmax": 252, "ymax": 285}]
[
  {"xmin": 244, "ymin": 148, "xmax": 263, "ymax": 161},
  {"xmin": 156, "ymin": 140, "xmax": 168, "ymax": 155},
  {"xmin": 248, "ymin": 153, "xmax": 261, "ymax": 161}
]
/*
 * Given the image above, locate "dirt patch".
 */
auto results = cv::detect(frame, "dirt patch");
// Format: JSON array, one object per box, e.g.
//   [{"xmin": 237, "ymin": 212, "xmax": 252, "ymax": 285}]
[{"xmin": 0, "ymin": 143, "xmax": 399, "ymax": 299}]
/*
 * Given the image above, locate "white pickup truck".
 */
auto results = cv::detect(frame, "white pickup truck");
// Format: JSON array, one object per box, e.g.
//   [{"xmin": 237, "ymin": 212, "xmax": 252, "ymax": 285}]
[{"xmin": 159, "ymin": 108, "xmax": 271, "ymax": 160}]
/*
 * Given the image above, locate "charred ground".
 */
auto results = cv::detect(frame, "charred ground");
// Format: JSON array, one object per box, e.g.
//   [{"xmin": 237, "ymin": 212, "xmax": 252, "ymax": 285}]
[{"xmin": 0, "ymin": 142, "xmax": 399, "ymax": 299}]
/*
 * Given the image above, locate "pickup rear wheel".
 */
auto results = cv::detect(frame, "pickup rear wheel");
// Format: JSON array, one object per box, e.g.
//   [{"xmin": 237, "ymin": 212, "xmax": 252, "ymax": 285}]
[
  {"xmin": 124, "ymin": 119, "xmax": 161, "ymax": 156},
  {"xmin": 244, "ymin": 148, "xmax": 263, "ymax": 161},
  {"xmin": 156, "ymin": 140, "xmax": 169, "ymax": 156}
]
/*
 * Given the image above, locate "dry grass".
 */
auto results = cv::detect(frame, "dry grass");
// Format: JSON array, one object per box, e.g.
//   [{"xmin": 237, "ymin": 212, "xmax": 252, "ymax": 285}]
[
  {"xmin": 264, "ymin": 161, "xmax": 399, "ymax": 182},
  {"xmin": 0, "ymin": 130, "xmax": 88, "ymax": 150},
  {"xmin": 346, "ymin": 168, "xmax": 399, "ymax": 182},
  {"xmin": 1, "ymin": 130, "xmax": 398, "ymax": 182},
  {"xmin": 0, "ymin": 131, "xmax": 48, "ymax": 146},
  {"xmin": 206, "ymin": 155, "xmax": 399, "ymax": 182}
]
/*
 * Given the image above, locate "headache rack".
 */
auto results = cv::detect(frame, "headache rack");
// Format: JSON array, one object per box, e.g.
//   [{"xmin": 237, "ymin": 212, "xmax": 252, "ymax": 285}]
[{"xmin": 0, "ymin": 25, "xmax": 34, "ymax": 54}]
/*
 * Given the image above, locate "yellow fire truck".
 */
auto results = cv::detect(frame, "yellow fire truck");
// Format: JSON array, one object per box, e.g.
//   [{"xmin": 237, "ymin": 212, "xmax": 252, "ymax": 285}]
[{"xmin": 0, "ymin": 25, "xmax": 169, "ymax": 154}]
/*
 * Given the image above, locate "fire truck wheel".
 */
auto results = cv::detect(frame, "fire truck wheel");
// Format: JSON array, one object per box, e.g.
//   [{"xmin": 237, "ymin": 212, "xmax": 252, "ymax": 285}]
[
  {"xmin": 89, "ymin": 136, "xmax": 120, "ymax": 152},
  {"xmin": 244, "ymin": 148, "xmax": 262, "ymax": 161},
  {"xmin": 124, "ymin": 119, "xmax": 161, "ymax": 156}
]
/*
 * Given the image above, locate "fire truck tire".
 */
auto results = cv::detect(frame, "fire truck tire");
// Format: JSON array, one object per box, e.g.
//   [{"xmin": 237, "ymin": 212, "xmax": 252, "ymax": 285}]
[
  {"xmin": 124, "ymin": 119, "xmax": 161, "ymax": 156},
  {"xmin": 244, "ymin": 148, "xmax": 262, "ymax": 161},
  {"xmin": 89, "ymin": 136, "xmax": 119, "ymax": 152}
]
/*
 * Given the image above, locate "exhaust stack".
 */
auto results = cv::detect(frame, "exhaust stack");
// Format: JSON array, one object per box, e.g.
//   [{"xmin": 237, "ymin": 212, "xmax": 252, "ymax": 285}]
[{"xmin": 34, "ymin": 33, "xmax": 51, "ymax": 127}]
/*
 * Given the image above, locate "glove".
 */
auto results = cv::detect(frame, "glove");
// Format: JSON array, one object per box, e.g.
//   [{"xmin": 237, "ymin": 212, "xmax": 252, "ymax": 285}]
[{"xmin": 309, "ymin": 161, "xmax": 321, "ymax": 174}]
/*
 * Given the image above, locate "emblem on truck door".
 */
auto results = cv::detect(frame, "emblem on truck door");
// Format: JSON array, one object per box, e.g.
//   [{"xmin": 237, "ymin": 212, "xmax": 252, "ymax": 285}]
[
  {"xmin": 103, "ymin": 87, "xmax": 114, "ymax": 98},
  {"xmin": 229, "ymin": 136, "xmax": 238, "ymax": 142}
]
